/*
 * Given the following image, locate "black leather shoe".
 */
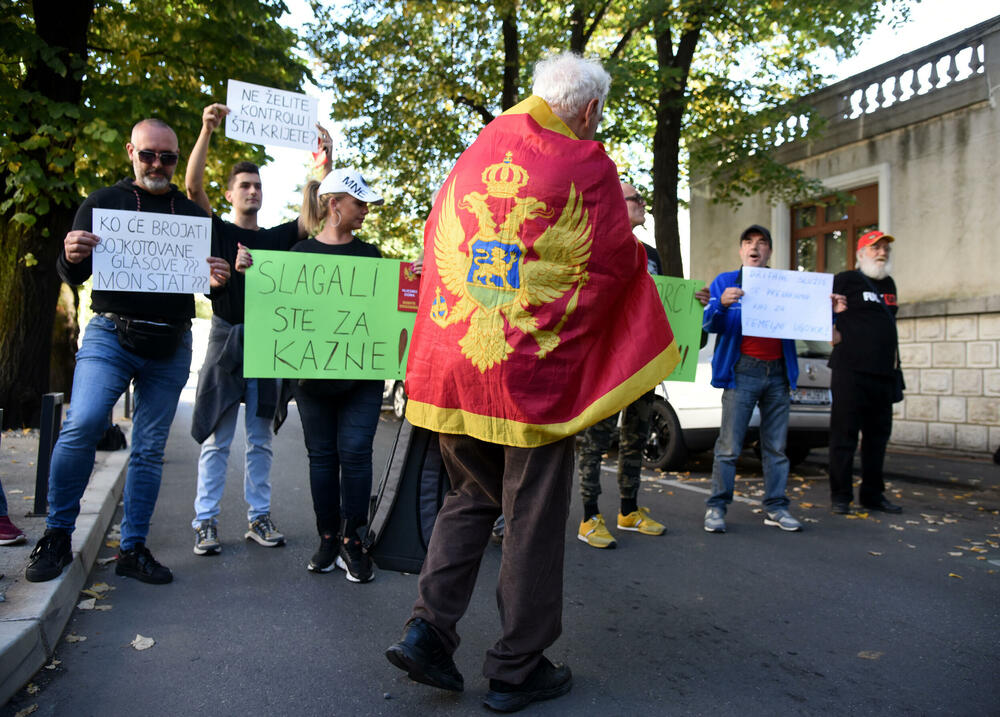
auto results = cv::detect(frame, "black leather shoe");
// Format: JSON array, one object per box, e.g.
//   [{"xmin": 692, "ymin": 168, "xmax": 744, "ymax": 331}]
[
  {"xmin": 115, "ymin": 543, "xmax": 173, "ymax": 584},
  {"xmin": 386, "ymin": 618, "xmax": 463, "ymax": 692},
  {"xmin": 831, "ymin": 500, "xmax": 851, "ymax": 515},
  {"xmin": 483, "ymin": 657, "xmax": 572, "ymax": 713},
  {"xmin": 861, "ymin": 496, "xmax": 903, "ymax": 514}
]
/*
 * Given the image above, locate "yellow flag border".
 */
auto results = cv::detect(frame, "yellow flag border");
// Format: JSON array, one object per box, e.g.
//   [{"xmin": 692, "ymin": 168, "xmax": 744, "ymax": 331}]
[{"xmin": 405, "ymin": 341, "xmax": 680, "ymax": 448}]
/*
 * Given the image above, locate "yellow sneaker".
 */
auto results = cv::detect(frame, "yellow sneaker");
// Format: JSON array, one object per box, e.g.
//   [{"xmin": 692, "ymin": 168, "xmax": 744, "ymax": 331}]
[
  {"xmin": 617, "ymin": 507, "xmax": 666, "ymax": 535},
  {"xmin": 577, "ymin": 514, "xmax": 617, "ymax": 549}
]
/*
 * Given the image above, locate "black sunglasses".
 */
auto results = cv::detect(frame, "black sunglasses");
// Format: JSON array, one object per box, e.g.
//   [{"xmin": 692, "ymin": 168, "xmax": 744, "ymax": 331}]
[
  {"xmin": 624, "ymin": 194, "xmax": 645, "ymax": 205},
  {"xmin": 136, "ymin": 149, "xmax": 180, "ymax": 166}
]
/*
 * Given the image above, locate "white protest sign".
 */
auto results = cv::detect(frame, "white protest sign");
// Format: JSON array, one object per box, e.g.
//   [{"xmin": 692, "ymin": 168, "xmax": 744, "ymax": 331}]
[
  {"xmin": 91, "ymin": 209, "xmax": 211, "ymax": 294},
  {"xmin": 740, "ymin": 267, "xmax": 833, "ymax": 341},
  {"xmin": 225, "ymin": 79, "xmax": 319, "ymax": 151}
]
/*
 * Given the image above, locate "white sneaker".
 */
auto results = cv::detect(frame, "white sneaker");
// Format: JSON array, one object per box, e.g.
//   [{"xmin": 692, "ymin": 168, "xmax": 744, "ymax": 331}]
[
  {"xmin": 704, "ymin": 507, "xmax": 726, "ymax": 533},
  {"xmin": 764, "ymin": 508, "xmax": 802, "ymax": 532}
]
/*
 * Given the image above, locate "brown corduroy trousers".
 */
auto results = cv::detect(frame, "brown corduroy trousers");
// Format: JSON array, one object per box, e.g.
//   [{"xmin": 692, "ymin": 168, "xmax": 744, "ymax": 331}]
[{"xmin": 411, "ymin": 432, "xmax": 575, "ymax": 684}]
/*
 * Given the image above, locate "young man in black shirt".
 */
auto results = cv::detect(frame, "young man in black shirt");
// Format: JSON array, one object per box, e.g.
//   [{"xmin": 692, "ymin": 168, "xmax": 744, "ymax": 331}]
[
  {"xmin": 828, "ymin": 230, "xmax": 903, "ymax": 515},
  {"xmin": 185, "ymin": 103, "xmax": 331, "ymax": 556}
]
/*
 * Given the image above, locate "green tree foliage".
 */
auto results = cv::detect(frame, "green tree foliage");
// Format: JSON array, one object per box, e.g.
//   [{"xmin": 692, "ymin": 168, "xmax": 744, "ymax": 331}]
[
  {"xmin": 306, "ymin": 0, "xmax": 907, "ymax": 275},
  {"xmin": 0, "ymin": 0, "xmax": 308, "ymax": 427}
]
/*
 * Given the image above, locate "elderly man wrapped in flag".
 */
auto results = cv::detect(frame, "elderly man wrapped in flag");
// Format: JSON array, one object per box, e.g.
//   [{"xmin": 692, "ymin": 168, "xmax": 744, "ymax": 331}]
[{"xmin": 386, "ymin": 52, "xmax": 678, "ymax": 713}]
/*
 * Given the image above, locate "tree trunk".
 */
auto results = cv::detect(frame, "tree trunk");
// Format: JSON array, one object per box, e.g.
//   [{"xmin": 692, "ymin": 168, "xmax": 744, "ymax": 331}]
[
  {"xmin": 651, "ymin": 19, "xmax": 701, "ymax": 279},
  {"xmin": 500, "ymin": 1, "xmax": 520, "ymax": 111},
  {"xmin": 0, "ymin": 0, "xmax": 93, "ymax": 429}
]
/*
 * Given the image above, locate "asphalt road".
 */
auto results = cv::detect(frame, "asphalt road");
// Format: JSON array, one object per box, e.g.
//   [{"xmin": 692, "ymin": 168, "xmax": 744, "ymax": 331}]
[{"xmin": 4, "ymin": 398, "xmax": 998, "ymax": 717}]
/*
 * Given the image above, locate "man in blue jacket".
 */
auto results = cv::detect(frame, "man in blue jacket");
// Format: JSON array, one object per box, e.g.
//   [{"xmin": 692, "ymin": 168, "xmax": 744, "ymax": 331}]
[{"xmin": 702, "ymin": 225, "xmax": 802, "ymax": 533}]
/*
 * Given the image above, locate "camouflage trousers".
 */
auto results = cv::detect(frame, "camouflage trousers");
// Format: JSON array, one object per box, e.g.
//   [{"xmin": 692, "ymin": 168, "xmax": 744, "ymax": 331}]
[{"xmin": 577, "ymin": 389, "xmax": 655, "ymax": 503}]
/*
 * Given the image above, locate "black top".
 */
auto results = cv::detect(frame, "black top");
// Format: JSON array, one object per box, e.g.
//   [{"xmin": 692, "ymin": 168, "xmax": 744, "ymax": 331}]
[
  {"xmin": 211, "ymin": 216, "xmax": 299, "ymax": 324},
  {"xmin": 829, "ymin": 269, "xmax": 898, "ymax": 376},
  {"xmin": 642, "ymin": 242, "xmax": 663, "ymax": 276},
  {"xmin": 58, "ymin": 178, "xmax": 209, "ymax": 321},
  {"xmin": 290, "ymin": 236, "xmax": 382, "ymax": 259}
]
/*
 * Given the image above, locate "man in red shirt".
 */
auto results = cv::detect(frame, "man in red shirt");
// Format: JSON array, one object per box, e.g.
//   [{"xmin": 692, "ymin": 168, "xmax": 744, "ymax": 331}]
[{"xmin": 701, "ymin": 225, "xmax": 803, "ymax": 533}]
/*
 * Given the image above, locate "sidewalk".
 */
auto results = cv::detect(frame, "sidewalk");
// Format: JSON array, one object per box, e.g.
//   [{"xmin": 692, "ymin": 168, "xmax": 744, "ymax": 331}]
[
  {"xmin": 0, "ymin": 421, "xmax": 131, "ymax": 705},
  {"xmin": 804, "ymin": 446, "xmax": 1000, "ymax": 492}
]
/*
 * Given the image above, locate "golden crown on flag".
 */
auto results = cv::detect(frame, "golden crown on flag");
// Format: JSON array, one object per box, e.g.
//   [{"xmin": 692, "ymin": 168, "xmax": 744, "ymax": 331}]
[{"xmin": 480, "ymin": 152, "xmax": 528, "ymax": 198}]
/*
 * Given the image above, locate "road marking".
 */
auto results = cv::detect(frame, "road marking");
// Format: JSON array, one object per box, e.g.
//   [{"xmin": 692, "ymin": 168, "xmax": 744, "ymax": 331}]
[{"xmin": 600, "ymin": 464, "xmax": 758, "ymax": 505}]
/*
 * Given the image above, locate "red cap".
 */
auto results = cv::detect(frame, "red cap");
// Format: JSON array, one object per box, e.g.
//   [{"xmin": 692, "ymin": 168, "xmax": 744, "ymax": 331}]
[{"xmin": 857, "ymin": 230, "xmax": 895, "ymax": 250}]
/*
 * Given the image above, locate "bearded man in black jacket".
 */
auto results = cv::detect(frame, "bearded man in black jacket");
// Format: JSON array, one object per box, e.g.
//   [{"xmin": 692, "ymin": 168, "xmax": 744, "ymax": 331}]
[
  {"xmin": 828, "ymin": 230, "xmax": 904, "ymax": 516},
  {"xmin": 26, "ymin": 118, "xmax": 230, "ymax": 585}
]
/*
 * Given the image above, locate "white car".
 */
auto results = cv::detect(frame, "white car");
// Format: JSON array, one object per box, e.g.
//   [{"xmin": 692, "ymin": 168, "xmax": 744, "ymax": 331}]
[
  {"xmin": 382, "ymin": 380, "xmax": 407, "ymax": 419},
  {"xmin": 642, "ymin": 334, "xmax": 832, "ymax": 470}
]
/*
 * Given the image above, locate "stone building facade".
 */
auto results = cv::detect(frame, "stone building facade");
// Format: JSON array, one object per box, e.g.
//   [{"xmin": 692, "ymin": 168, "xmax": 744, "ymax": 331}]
[{"xmin": 689, "ymin": 17, "xmax": 1000, "ymax": 457}]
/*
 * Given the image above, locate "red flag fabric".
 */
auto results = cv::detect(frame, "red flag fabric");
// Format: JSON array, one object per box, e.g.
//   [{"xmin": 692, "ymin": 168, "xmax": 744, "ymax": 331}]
[{"xmin": 404, "ymin": 95, "xmax": 679, "ymax": 447}]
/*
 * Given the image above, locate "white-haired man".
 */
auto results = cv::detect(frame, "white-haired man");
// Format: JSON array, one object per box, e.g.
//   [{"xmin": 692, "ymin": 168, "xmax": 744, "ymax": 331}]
[
  {"xmin": 828, "ymin": 230, "xmax": 903, "ymax": 514},
  {"xmin": 385, "ymin": 52, "xmax": 680, "ymax": 712}
]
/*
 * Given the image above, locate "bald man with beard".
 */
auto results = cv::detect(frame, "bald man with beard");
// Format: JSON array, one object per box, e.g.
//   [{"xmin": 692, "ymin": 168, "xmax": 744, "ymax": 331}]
[
  {"xmin": 828, "ymin": 230, "xmax": 904, "ymax": 515},
  {"xmin": 26, "ymin": 118, "xmax": 229, "ymax": 586}
]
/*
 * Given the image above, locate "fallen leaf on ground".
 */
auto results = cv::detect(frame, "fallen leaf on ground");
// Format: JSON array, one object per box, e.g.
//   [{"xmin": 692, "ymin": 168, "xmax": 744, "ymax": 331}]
[
  {"xmin": 88, "ymin": 582, "xmax": 112, "ymax": 594},
  {"xmin": 131, "ymin": 634, "xmax": 155, "ymax": 651},
  {"xmin": 77, "ymin": 598, "xmax": 96, "ymax": 610},
  {"xmin": 890, "ymin": 525, "xmax": 904, "ymax": 531},
  {"xmin": 64, "ymin": 634, "xmax": 86, "ymax": 643},
  {"xmin": 26, "ymin": 684, "xmax": 38, "ymax": 695},
  {"xmin": 857, "ymin": 651, "xmax": 883, "ymax": 660},
  {"xmin": 948, "ymin": 573, "xmax": 963, "ymax": 579},
  {"xmin": 948, "ymin": 552, "xmax": 963, "ymax": 557},
  {"xmin": 94, "ymin": 604, "xmax": 112, "ymax": 611},
  {"xmin": 14, "ymin": 705, "xmax": 38, "ymax": 717},
  {"xmin": 8, "ymin": 488, "xmax": 22, "ymax": 494},
  {"xmin": 44, "ymin": 659, "xmax": 61, "ymax": 670},
  {"xmin": 799, "ymin": 502, "xmax": 815, "ymax": 509},
  {"xmin": 95, "ymin": 557, "xmax": 116, "ymax": 566},
  {"xmin": 868, "ymin": 551, "xmax": 882, "ymax": 557}
]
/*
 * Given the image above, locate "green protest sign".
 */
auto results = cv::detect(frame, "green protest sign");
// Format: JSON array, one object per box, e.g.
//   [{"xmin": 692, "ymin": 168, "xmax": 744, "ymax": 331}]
[
  {"xmin": 651, "ymin": 275, "xmax": 705, "ymax": 382},
  {"xmin": 243, "ymin": 250, "xmax": 418, "ymax": 379}
]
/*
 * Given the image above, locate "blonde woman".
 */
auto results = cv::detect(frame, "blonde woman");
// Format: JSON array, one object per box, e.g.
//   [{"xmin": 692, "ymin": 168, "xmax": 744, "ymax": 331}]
[{"xmin": 236, "ymin": 168, "xmax": 384, "ymax": 582}]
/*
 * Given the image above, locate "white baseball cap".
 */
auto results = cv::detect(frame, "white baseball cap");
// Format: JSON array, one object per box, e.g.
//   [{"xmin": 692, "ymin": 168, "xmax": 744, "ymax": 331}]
[{"xmin": 318, "ymin": 168, "xmax": 384, "ymax": 205}]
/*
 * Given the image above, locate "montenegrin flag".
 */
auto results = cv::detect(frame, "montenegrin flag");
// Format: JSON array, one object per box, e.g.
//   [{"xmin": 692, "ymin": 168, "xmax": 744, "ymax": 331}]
[{"xmin": 404, "ymin": 95, "xmax": 679, "ymax": 447}]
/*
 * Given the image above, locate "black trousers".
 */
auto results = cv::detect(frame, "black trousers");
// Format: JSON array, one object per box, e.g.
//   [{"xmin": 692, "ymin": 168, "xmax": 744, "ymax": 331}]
[{"xmin": 828, "ymin": 369, "xmax": 894, "ymax": 504}]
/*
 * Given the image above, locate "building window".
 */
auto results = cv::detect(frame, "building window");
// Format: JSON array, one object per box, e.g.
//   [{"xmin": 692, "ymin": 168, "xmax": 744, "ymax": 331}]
[{"xmin": 790, "ymin": 184, "xmax": 878, "ymax": 272}]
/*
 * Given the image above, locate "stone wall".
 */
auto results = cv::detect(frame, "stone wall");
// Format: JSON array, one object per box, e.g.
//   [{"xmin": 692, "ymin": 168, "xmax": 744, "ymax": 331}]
[{"xmin": 893, "ymin": 300, "xmax": 1000, "ymax": 455}]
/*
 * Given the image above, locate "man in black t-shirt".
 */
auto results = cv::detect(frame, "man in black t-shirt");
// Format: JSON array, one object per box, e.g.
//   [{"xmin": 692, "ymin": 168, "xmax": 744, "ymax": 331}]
[
  {"xmin": 26, "ymin": 118, "xmax": 231, "ymax": 586},
  {"xmin": 185, "ymin": 103, "xmax": 331, "ymax": 557},
  {"xmin": 828, "ymin": 230, "xmax": 903, "ymax": 515}
]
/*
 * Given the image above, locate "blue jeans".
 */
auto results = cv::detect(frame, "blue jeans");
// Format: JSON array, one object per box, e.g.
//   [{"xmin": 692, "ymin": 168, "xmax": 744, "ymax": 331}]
[
  {"xmin": 192, "ymin": 378, "xmax": 274, "ymax": 527},
  {"xmin": 47, "ymin": 315, "xmax": 191, "ymax": 550},
  {"xmin": 292, "ymin": 380, "xmax": 382, "ymax": 535},
  {"xmin": 0, "ymin": 479, "xmax": 8, "ymax": 517},
  {"xmin": 708, "ymin": 355, "xmax": 790, "ymax": 511}
]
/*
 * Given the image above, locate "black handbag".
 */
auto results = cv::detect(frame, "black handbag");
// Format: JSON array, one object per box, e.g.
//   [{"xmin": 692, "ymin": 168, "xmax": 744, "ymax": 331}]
[{"xmin": 106, "ymin": 313, "xmax": 188, "ymax": 360}]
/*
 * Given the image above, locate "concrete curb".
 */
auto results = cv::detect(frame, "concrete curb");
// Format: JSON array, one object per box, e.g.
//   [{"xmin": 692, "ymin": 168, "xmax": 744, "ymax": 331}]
[{"xmin": 0, "ymin": 430, "xmax": 130, "ymax": 706}]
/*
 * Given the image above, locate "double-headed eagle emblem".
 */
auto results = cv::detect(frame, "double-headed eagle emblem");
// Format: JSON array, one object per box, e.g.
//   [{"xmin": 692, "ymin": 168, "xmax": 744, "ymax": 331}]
[{"xmin": 430, "ymin": 152, "xmax": 592, "ymax": 372}]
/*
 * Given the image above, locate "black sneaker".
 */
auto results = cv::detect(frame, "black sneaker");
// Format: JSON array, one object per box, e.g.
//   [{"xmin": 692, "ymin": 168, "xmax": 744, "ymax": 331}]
[
  {"xmin": 115, "ymin": 543, "xmax": 173, "ymax": 584},
  {"xmin": 483, "ymin": 656, "xmax": 573, "ymax": 713},
  {"xmin": 308, "ymin": 533, "xmax": 338, "ymax": 573},
  {"xmin": 25, "ymin": 528, "xmax": 73, "ymax": 583},
  {"xmin": 336, "ymin": 535, "xmax": 374, "ymax": 583}
]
